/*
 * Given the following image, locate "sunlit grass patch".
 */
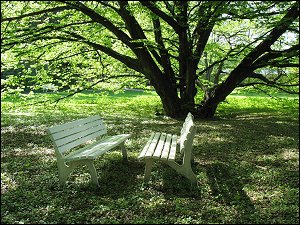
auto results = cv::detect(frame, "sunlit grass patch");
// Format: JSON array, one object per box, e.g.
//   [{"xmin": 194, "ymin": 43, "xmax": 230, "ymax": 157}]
[{"xmin": 1, "ymin": 172, "xmax": 17, "ymax": 194}]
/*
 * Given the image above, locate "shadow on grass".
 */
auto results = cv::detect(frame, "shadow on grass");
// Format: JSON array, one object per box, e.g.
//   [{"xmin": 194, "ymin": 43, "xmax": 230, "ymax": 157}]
[
  {"xmin": 138, "ymin": 162, "xmax": 203, "ymax": 199},
  {"xmin": 1, "ymin": 93, "xmax": 298, "ymax": 223},
  {"xmin": 205, "ymin": 162, "xmax": 254, "ymax": 209},
  {"xmin": 44, "ymin": 154, "xmax": 145, "ymax": 197},
  {"xmin": 1, "ymin": 126, "xmax": 51, "ymax": 149},
  {"xmin": 90, "ymin": 156, "xmax": 144, "ymax": 198}
]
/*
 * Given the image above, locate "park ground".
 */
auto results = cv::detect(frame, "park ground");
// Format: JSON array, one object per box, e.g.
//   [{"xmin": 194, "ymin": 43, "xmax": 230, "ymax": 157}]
[{"xmin": 1, "ymin": 90, "xmax": 299, "ymax": 224}]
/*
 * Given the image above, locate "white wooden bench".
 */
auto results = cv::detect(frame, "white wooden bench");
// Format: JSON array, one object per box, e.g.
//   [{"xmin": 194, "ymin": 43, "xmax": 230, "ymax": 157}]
[
  {"xmin": 138, "ymin": 112, "xmax": 197, "ymax": 184},
  {"xmin": 47, "ymin": 115, "xmax": 131, "ymax": 186}
]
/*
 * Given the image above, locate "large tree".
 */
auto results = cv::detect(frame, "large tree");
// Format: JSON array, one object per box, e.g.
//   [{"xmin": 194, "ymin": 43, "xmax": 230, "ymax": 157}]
[{"xmin": 1, "ymin": 1, "xmax": 299, "ymax": 118}]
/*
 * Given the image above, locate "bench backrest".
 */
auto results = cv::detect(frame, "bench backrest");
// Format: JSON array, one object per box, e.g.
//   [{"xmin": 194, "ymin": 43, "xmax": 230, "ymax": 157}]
[
  {"xmin": 47, "ymin": 115, "xmax": 107, "ymax": 158},
  {"xmin": 179, "ymin": 112, "xmax": 196, "ymax": 154}
]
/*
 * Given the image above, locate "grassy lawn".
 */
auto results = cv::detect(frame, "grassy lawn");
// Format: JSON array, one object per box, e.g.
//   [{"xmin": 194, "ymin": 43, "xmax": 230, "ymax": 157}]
[{"xmin": 1, "ymin": 90, "xmax": 299, "ymax": 224}]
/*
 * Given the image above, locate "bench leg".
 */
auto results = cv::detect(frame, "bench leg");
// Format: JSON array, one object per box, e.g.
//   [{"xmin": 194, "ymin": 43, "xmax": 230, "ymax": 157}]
[
  {"xmin": 57, "ymin": 160, "xmax": 99, "ymax": 185},
  {"xmin": 144, "ymin": 159, "xmax": 154, "ymax": 183},
  {"xmin": 85, "ymin": 160, "xmax": 99, "ymax": 186},
  {"xmin": 120, "ymin": 142, "xmax": 128, "ymax": 161},
  {"xmin": 58, "ymin": 167, "xmax": 71, "ymax": 185},
  {"xmin": 57, "ymin": 160, "xmax": 74, "ymax": 185},
  {"xmin": 166, "ymin": 161, "xmax": 197, "ymax": 184},
  {"xmin": 57, "ymin": 160, "xmax": 84, "ymax": 185}
]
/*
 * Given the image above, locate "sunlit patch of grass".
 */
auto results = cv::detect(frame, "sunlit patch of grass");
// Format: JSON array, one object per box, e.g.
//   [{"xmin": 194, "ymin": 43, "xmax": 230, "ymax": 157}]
[
  {"xmin": 281, "ymin": 148, "xmax": 299, "ymax": 160},
  {"xmin": 1, "ymin": 172, "xmax": 17, "ymax": 194}
]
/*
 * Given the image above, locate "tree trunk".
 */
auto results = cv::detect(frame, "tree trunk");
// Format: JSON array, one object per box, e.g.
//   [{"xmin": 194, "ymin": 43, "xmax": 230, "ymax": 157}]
[
  {"xmin": 197, "ymin": 66, "xmax": 249, "ymax": 118},
  {"xmin": 153, "ymin": 78, "xmax": 183, "ymax": 118}
]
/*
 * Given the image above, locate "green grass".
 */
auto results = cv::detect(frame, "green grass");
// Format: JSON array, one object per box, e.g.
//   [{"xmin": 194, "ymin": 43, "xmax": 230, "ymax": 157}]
[{"xmin": 1, "ymin": 90, "xmax": 299, "ymax": 224}]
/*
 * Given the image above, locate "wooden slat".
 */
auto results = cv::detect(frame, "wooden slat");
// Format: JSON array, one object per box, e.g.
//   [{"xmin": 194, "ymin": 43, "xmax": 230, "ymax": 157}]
[
  {"xmin": 138, "ymin": 133, "xmax": 155, "ymax": 159},
  {"xmin": 179, "ymin": 115, "xmax": 192, "ymax": 144},
  {"xmin": 168, "ymin": 134, "xmax": 177, "ymax": 161},
  {"xmin": 48, "ymin": 115, "xmax": 101, "ymax": 134},
  {"xmin": 152, "ymin": 133, "xmax": 166, "ymax": 159},
  {"xmin": 65, "ymin": 134, "xmax": 131, "ymax": 161},
  {"xmin": 58, "ymin": 129, "xmax": 107, "ymax": 154},
  {"xmin": 54, "ymin": 124, "xmax": 106, "ymax": 147},
  {"xmin": 180, "ymin": 120, "xmax": 193, "ymax": 153},
  {"xmin": 145, "ymin": 132, "xmax": 161, "ymax": 158},
  {"xmin": 51, "ymin": 121, "xmax": 106, "ymax": 141},
  {"xmin": 65, "ymin": 136, "xmax": 112, "ymax": 160},
  {"xmin": 160, "ymin": 133, "xmax": 172, "ymax": 160}
]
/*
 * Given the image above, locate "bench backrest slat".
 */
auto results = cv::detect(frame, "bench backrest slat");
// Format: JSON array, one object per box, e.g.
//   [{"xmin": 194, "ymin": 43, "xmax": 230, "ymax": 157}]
[
  {"xmin": 48, "ymin": 115, "xmax": 101, "ymax": 133},
  {"xmin": 168, "ymin": 134, "xmax": 178, "ymax": 160},
  {"xmin": 58, "ymin": 129, "xmax": 106, "ymax": 154},
  {"xmin": 179, "ymin": 112, "xmax": 194, "ymax": 153},
  {"xmin": 47, "ymin": 115, "xmax": 107, "ymax": 156},
  {"xmin": 55, "ymin": 124, "xmax": 107, "ymax": 148}
]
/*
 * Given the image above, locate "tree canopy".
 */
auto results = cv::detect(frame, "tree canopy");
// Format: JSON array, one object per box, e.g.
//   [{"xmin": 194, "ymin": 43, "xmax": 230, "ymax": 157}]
[{"xmin": 1, "ymin": 1, "xmax": 299, "ymax": 118}]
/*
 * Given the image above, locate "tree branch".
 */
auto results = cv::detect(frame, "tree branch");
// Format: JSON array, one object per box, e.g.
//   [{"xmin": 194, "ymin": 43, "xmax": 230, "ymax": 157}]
[
  {"xmin": 152, "ymin": 17, "xmax": 175, "ymax": 79},
  {"xmin": 62, "ymin": 1, "xmax": 135, "ymax": 49},
  {"xmin": 238, "ymin": 82, "xmax": 299, "ymax": 94},
  {"xmin": 252, "ymin": 44, "xmax": 299, "ymax": 69},
  {"xmin": 140, "ymin": 1, "xmax": 181, "ymax": 34},
  {"xmin": 1, "ymin": 6, "xmax": 71, "ymax": 22},
  {"xmin": 27, "ymin": 74, "xmax": 145, "ymax": 106}
]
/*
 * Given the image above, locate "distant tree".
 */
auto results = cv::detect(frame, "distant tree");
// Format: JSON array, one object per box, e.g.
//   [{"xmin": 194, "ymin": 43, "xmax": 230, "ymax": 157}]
[{"xmin": 1, "ymin": 1, "xmax": 299, "ymax": 118}]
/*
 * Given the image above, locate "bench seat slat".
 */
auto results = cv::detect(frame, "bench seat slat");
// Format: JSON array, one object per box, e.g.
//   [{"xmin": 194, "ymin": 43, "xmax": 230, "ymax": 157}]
[
  {"xmin": 144, "ymin": 132, "xmax": 161, "ymax": 158},
  {"xmin": 138, "ymin": 132, "xmax": 155, "ymax": 159},
  {"xmin": 152, "ymin": 133, "xmax": 166, "ymax": 159},
  {"xmin": 138, "ymin": 133, "xmax": 178, "ymax": 161},
  {"xmin": 160, "ymin": 134, "xmax": 172, "ymax": 160},
  {"xmin": 65, "ymin": 134, "xmax": 131, "ymax": 162}
]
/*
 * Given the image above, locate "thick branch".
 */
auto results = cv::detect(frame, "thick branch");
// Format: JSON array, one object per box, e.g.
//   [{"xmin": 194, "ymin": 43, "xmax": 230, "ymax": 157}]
[
  {"xmin": 117, "ymin": 1, "xmax": 162, "ymax": 66},
  {"xmin": 152, "ymin": 17, "xmax": 175, "ymax": 79},
  {"xmin": 248, "ymin": 72, "xmax": 298, "ymax": 87},
  {"xmin": 140, "ymin": 1, "xmax": 181, "ymax": 34},
  {"xmin": 239, "ymin": 82, "xmax": 299, "ymax": 94},
  {"xmin": 252, "ymin": 44, "xmax": 299, "ymax": 69},
  {"xmin": 226, "ymin": 2, "xmax": 299, "ymax": 86}
]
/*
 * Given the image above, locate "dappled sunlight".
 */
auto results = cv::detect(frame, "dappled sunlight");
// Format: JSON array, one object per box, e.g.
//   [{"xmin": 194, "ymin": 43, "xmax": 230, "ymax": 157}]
[
  {"xmin": 1, "ymin": 91, "xmax": 298, "ymax": 224},
  {"xmin": 268, "ymin": 135, "xmax": 296, "ymax": 144},
  {"xmin": 26, "ymin": 144, "xmax": 54, "ymax": 157},
  {"xmin": 210, "ymin": 136, "xmax": 233, "ymax": 144},
  {"xmin": 140, "ymin": 118, "xmax": 178, "ymax": 125},
  {"xmin": 233, "ymin": 113, "xmax": 276, "ymax": 120},
  {"xmin": 281, "ymin": 148, "xmax": 299, "ymax": 160},
  {"xmin": 256, "ymin": 154, "xmax": 279, "ymax": 163},
  {"xmin": 3, "ymin": 147, "xmax": 47, "ymax": 158},
  {"xmin": 245, "ymin": 182, "xmax": 298, "ymax": 206},
  {"xmin": 1, "ymin": 125, "xmax": 48, "ymax": 134},
  {"xmin": 1, "ymin": 172, "xmax": 18, "ymax": 194},
  {"xmin": 2, "ymin": 112, "xmax": 34, "ymax": 116}
]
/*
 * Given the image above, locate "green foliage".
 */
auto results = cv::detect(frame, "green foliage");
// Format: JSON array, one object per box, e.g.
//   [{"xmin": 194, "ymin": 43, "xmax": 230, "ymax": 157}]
[
  {"xmin": 1, "ymin": 91, "xmax": 299, "ymax": 224},
  {"xmin": 1, "ymin": 1, "xmax": 298, "ymax": 100}
]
